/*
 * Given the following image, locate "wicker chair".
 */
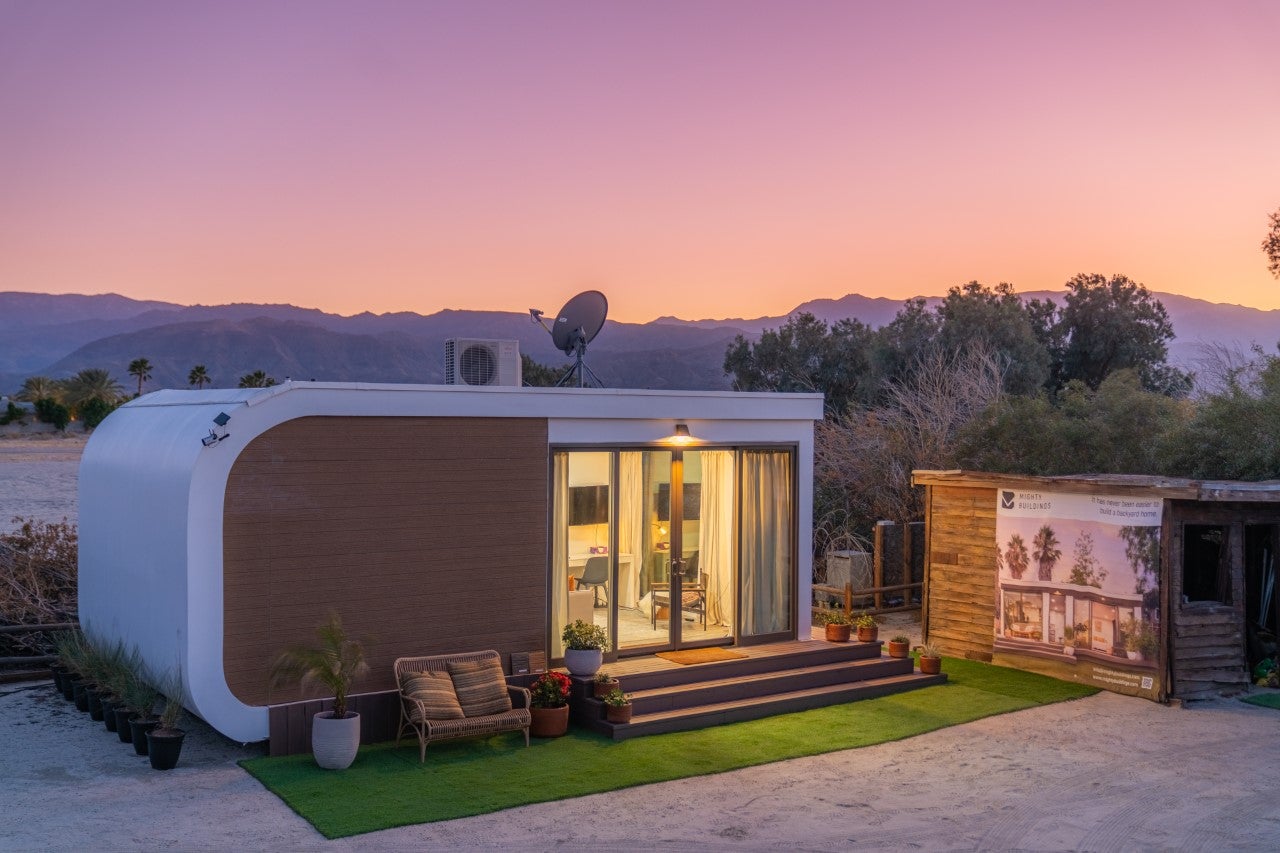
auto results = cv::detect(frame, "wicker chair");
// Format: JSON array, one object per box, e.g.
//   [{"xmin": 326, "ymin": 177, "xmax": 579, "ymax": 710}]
[{"xmin": 394, "ymin": 650, "xmax": 532, "ymax": 763}]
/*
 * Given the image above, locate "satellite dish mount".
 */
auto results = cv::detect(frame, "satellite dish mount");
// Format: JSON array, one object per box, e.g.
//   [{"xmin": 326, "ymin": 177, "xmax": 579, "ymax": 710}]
[{"xmin": 529, "ymin": 290, "xmax": 608, "ymax": 388}]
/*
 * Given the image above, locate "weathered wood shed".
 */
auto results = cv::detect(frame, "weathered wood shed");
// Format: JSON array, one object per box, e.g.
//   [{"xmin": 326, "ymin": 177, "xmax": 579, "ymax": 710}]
[{"xmin": 913, "ymin": 470, "xmax": 1280, "ymax": 700}]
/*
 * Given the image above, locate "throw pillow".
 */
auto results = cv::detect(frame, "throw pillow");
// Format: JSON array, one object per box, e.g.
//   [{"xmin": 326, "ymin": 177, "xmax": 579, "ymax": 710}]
[
  {"xmin": 401, "ymin": 671, "xmax": 464, "ymax": 720},
  {"xmin": 447, "ymin": 658, "xmax": 513, "ymax": 717}
]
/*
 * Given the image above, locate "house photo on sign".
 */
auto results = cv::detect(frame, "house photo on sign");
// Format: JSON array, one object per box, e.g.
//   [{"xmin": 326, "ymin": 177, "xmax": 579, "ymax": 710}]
[{"xmin": 993, "ymin": 490, "xmax": 1163, "ymax": 700}]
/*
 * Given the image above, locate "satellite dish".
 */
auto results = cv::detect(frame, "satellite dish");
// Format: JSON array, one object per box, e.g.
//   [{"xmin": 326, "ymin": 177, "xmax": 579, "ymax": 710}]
[
  {"xmin": 529, "ymin": 289, "xmax": 608, "ymax": 388},
  {"xmin": 551, "ymin": 290, "xmax": 608, "ymax": 355}
]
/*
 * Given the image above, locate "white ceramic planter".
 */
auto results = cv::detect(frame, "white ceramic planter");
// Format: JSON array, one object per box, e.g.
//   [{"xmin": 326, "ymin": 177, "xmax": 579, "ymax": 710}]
[
  {"xmin": 312, "ymin": 711, "xmax": 361, "ymax": 770},
  {"xmin": 563, "ymin": 648, "xmax": 603, "ymax": 677}
]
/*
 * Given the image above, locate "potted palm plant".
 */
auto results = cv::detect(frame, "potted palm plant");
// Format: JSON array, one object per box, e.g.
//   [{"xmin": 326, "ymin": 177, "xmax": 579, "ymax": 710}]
[
  {"xmin": 855, "ymin": 612, "xmax": 879, "ymax": 643},
  {"xmin": 601, "ymin": 687, "xmax": 634, "ymax": 724},
  {"xmin": 528, "ymin": 671, "xmax": 572, "ymax": 737},
  {"xmin": 271, "ymin": 611, "xmax": 369, "ymax": 770},
  {"xmin": 561, "ymin": 620, "xmax": 608, "ymax": 676}
]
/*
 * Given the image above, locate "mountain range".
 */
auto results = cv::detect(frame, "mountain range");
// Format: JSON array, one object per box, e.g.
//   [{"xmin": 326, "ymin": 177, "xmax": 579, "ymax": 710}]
[{"xmin": 1, "ymin": 290, "xmax": 1277, "ymax": 395}]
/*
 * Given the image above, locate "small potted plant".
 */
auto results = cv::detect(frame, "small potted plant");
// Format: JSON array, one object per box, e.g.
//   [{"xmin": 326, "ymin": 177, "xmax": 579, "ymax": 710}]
[
  {"xmin": 601, "ymin": 687, "xmax": 633, "ymax": 724},
  {"xmin": 271, "ymin": 611, "xmax": 369, "ymax": 770},
  {"xmin": 561, "ymin": 620, "xmax": 608, "ymax": 677},
  {"xmin": 593, "ymin": 670, "xmax": 620, "ymax": 698},
  {"xmin": 1062, "ymin": 625, "xmax": 1076, "ymax": 656},
  {"xmin": 855, "ymin": 612, "xmax": 879, "ymax": 643},
  {"xmin": 528, "ymin": 671, "xmax": 572, "ymax": 737},
  {"xmin": 815, "ymin": 610, "xmax": 852, "ymax": 642},
  {"xmin": 917, "ymin": 642, "xmax": 942, "ymax": 674},
  {"xmin": 121, "ymin": 660, "xmax": 161, "ymax": 754},
  {"xmin": 147, "ymin": 668, "xmax": 186, "ymax": 771},
  {"xmin": 887, "ymin": 634, "xmax": 911, "ymax": 659}
]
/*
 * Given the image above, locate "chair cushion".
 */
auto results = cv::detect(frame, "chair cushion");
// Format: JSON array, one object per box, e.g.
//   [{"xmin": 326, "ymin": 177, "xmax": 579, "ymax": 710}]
[
  {"xmin": 401, "ymin": 671, "xmax": 464, "ymax": 720},
  {"xmin": 447, "ymin": 658, "xmax": 513, "ymax": 717}
]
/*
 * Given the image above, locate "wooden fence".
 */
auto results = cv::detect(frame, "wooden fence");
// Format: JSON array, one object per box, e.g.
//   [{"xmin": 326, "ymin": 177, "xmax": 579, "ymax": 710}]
[
  {"xmin": 0, "ymin": 621, "xmax": 77, "ymax": 667},
  {"xmin": 812, "ymin": 521, "xmax": 924, "ymax": 617}
]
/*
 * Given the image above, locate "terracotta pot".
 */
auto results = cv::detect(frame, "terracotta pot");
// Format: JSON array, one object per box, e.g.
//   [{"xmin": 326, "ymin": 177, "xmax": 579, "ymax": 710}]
[
  {"xmin": 824, "ymin": 623, "xmax": 851, "ymax": 643},
  {"xmin": 857, "ymin": 625, "xmax": 878, "ymax": 643},
  {"xmin": 887, "ymin": 641, "xmax": 910, "ymax": 659},
  {"xmin": 605, "ymin": 703, "xmax": 633, "ymax": 724},
  {"xmin": 312, "ymin": 711, "xmax": 361, "ymax": 770},
  {"xmin": 529, "ymin": 704, "xmax": 570, "ymax": 738},
  {"xmin": 593, "ymin": 678, "xmax": 620, "ymax": 699},
  {"xmin": 919, "ymin": 655, "xmax": 942, "ymax": 675}
]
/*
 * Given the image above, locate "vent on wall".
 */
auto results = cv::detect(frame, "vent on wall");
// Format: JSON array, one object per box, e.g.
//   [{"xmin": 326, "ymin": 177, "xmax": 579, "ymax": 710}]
[{"xmin": 444, "ymin": 338, "xmax": 522, "ymax": 386}]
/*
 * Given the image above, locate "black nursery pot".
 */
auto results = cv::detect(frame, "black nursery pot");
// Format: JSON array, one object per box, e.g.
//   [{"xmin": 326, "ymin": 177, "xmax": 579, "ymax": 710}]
[
  {"xmin": 114, "ymin": 708, "xmax": 134, "ymax": 743},
  {"xmin": 129, "ymin": 716, "xmax": 160, "ymax": 756},
  {"xmin": 146, "ymin": 729, "xmax": 186, "ymax": 770},
  {"xmin": 102, "ymin": 698, "xmax": 119, "ymax": 732},
  {"xmin": 61, "ymin": 675, "xmax": 77, "ymax": 701},
  {"xmin": 72, "ymin": 681, "xmax": 90, "ymax": 712},
  {"xmin": 87, "ymin": 689, "xmax": 105, "ymax": 721}
]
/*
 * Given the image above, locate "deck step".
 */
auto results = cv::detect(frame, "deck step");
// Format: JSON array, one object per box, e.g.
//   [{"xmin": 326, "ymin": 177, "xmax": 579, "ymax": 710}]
[
  {"xmin": 614, "ymin": 641, "xmax": 885, "ymax": 692},
  {"xmin": 588, "ymin": 671, "xmax": 947, "ymax": 740}
]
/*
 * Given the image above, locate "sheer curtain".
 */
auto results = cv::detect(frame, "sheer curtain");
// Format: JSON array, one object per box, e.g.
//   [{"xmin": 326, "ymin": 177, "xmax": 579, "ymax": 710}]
[
  {"xmin": 617, "ymin": 452, "xmax": 644, "ymax": 609},
  {"xmin": 699, "ymin": 450, "xmax": 736, "ymax": 628},
  {"xmin": 740, "ymin": 450, "xmax": 793, "ymax": 636},
  {"xmin": 551, "ymin": 452, "xmax": 569, "ymax": 658}
]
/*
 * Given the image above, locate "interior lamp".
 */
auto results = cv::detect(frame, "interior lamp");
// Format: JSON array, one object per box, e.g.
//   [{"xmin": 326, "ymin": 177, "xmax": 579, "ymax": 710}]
[{"xmin": 665, "ymin": 423, "xmax": 695, "ymax": 446}]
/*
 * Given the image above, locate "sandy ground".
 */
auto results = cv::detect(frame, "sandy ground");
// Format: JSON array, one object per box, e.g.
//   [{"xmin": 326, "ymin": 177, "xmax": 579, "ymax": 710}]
[
  {"xmin": 0, "ymin": 435, "xmax": 86, "ymax": 530},
  {"xmin": 2, "ymin": 677, "xmax": 1278, "ymax": 852}
]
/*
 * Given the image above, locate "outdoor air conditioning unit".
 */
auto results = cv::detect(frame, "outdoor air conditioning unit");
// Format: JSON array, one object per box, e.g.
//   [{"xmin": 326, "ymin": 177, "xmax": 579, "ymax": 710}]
[{"xmin": 444, "ymin": 338, "xmax": 522, "ymax": 387}]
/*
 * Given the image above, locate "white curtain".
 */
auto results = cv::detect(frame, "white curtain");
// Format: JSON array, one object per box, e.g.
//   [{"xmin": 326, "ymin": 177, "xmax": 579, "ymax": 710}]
[
  {"xmin": 741, "ymin": 450, "xmax": 793, "ymax": 636},
  {"xmin": 699, "ymin": 451, "xmax": 736, "ymax": 628},
  {"xmin": 617, "ymin": 452, "xmax": 644, "ymax": 609},
  {"xmin": 551, "ymin": 452, "xmax": 569, "ymax": 658}
]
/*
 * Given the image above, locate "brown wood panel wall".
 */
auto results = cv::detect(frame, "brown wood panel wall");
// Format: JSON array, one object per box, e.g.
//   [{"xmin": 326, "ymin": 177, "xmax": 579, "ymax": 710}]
[
  {"xmin": 224, "ymin": 416, "xmax": 549, "ymax": 712},
  {"xmin": 923, "ymin": 485, "xmax": 997, "ymax": 660}
]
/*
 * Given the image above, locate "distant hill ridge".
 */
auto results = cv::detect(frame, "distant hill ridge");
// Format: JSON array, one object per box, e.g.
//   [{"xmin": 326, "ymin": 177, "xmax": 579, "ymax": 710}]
[{"xmin": 1, "ymin": 289, "xmax": 1277, "ymax": 393}]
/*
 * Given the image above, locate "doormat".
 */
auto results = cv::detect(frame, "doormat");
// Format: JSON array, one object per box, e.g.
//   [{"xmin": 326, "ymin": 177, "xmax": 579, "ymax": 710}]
[
  {"xmin": 655, "ymin": 647, "xmax": 747, "ymax": 665},
  {"xmin": 1240, "ymin": 692, "xmax": 1280, "ymax": 710}
]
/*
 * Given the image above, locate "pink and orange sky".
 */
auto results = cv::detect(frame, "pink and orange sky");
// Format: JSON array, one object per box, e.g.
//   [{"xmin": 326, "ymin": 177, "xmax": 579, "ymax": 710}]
[{"xmin": 2, "ymin": 1, "xmax": 1279, "ymax": 323}]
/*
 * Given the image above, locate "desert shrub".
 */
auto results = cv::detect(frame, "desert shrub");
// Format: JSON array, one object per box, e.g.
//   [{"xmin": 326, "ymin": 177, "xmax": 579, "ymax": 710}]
[
  {"xmin": 0, "ymin": 517, "xmax": 79, "ymax": 658},
  {"xmin": 0, "ymin": 402, "xmax": 26, "ymax": 425},
  {"xmin": 79, "ymin": 396, "xmax": 115, "ymax": 430},
  {"xmin": 33, "ymin": 397, "xmax": 71, "ymax": 431}
]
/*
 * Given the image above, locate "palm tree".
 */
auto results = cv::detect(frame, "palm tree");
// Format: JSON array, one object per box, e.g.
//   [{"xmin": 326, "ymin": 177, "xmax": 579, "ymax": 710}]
[
  {"xmin": 1004, "ymin": 533, "xmax": 1030, "ymax": 580},
  {"xmin": 188, "ymin": 365, "xmax": 211, "ymax": 389},
  {"xmin": 238, "ymin": 370, "xmax": 277, "ymax": 388},
  {"xmin": 14, "ymin": 376, "xmax": 63, "ymax": 402},
  {"xmin": 1032, "ymin": 525, "xmax": 1062, "ymax": 581},
  {"xmin": 127, "ymin": 358, "xmax": 152, "ymax": 397},
  {"xmin": 62, "ymin": 369, "xmax": 124, "ymax": 410}
]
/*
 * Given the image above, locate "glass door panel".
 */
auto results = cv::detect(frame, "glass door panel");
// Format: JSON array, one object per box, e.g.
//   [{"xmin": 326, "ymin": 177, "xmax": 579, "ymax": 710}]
[
  {"xmin": 739, "ymin": 449, "xmax": 793, "ymax": 640},
  {"xmin": 564, "ymin": 452, "xmax": 613, "ymax": 653},
  {"xmin": 618, "ymin": 451, "xmax": 671, "ymax": 651}
]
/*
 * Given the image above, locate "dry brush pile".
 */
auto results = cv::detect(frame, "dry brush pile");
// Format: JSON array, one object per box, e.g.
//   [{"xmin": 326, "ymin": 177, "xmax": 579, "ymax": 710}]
[{"xmin": 0, "ymin": 517, "xmax": 78, "ymax": 660}]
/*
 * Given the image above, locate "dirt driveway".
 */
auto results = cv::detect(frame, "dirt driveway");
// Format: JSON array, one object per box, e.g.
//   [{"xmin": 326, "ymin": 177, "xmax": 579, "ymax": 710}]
[{"xmin": 2, "ymin": 677, "xmax": 1278, "ymax": 851}]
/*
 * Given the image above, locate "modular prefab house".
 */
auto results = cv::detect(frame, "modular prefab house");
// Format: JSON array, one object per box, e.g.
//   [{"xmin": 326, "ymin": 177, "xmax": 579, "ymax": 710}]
[
  {"xmin": 914, "ymin": 470, "xmax": 1280, "ymax": 702},
  {"xmin": 79, "ymin": 383, "xmax": 823, "ymax": 747}
]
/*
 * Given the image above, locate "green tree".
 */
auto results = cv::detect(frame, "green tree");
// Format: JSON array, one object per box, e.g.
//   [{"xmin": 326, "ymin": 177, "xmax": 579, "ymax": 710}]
[
  {"xmin": 238, "ymin": 370, "xmax": 277, "ymax": 388},
  {"xmin": 1067, "ymin": 531, "xmax": 1107, "ymax": 588},
  {"xmin": 127, "ymin": 358, "xmax": 152, "ymax": 397},
  {"xmin": 520, "ymin": 354, "xmax": 566, "ymax": 387},
  {"xmin": 1032, "ymin": 525, "xmax": 1062, "ymax": 582},
  {"xmin": 724, "ymin": 312, "xmax": 878, "ymax": 416},
  {"xmin": 188, "ymin": 364, "xmax": 211, "ymax": 389},
  {"xmin": 1050, "ymin": 273, "xmax": 1187, "ymax": 394},
  {"xmin": 14, "ymin": 376, "xmax": 63, "ymax": 403},
  {"xmin": 935, "ymin": 281, "xmax": 1050, "ymax": 394},
  {"xmin": 79, "ymin": 396, "xmax": 116, "ymax": 430},
  {"xmin": 1263, "ymin": 207, "xmax": 1280, "ymax": 279},
  {"xmin": 33, "ymin": 398, "xmax": 71, "ymax": 431},
  {"xmin": 1004, "ymin": 533, "xmax": 1030, "ymax": 580},
  {"xmin": 61, "ymin": 369, "xmax": 123, "ymax": 411}
]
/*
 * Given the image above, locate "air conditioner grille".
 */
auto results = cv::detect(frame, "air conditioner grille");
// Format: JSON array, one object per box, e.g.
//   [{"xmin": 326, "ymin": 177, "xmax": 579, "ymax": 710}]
[{"xmin": 458, "ymin": 344, "xmax": 497, "ymax": 385}]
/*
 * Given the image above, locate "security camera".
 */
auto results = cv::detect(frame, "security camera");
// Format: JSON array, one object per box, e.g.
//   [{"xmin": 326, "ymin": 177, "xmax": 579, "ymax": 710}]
[{"xmin": 202, "ymin": 431, "xmax": 219, "ymax": 447}]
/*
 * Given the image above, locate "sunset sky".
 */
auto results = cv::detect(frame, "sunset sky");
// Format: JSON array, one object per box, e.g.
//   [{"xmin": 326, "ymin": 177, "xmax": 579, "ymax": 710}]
[{"xmin": 2, "ymin": 1, "xmax": 1278, "ymax": 323}]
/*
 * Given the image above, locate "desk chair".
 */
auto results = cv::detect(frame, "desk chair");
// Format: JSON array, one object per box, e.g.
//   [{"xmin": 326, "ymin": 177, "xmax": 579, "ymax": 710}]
[{"xmin": 579, "ymin": 556, "xmax": 610, "ymax": 607}]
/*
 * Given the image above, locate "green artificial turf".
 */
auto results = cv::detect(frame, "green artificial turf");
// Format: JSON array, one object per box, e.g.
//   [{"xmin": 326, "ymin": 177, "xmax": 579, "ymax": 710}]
[
  {"xmin": 1240, "ymin": 692, "xmax": 1280, "ymax": 710},
  {"xmin": 240, "ymin": 658, "xmax": 1096, "ymax": 839}
]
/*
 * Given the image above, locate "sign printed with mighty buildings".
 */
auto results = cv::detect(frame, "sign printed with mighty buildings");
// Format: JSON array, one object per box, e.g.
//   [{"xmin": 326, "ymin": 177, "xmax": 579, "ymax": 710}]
[{"xmin": 993, "ymin": 490, "xmax": 1164, "ymax": 700}]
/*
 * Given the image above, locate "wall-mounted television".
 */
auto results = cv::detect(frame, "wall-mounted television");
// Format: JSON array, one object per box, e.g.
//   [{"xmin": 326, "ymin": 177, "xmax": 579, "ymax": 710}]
[
  {"xmin": 569, "ymin": 485, "xmax": 609, "ymax": 525},
  {"xmin": 656, "ymin": 483, "xmax": 701, "ymax": 521}
]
